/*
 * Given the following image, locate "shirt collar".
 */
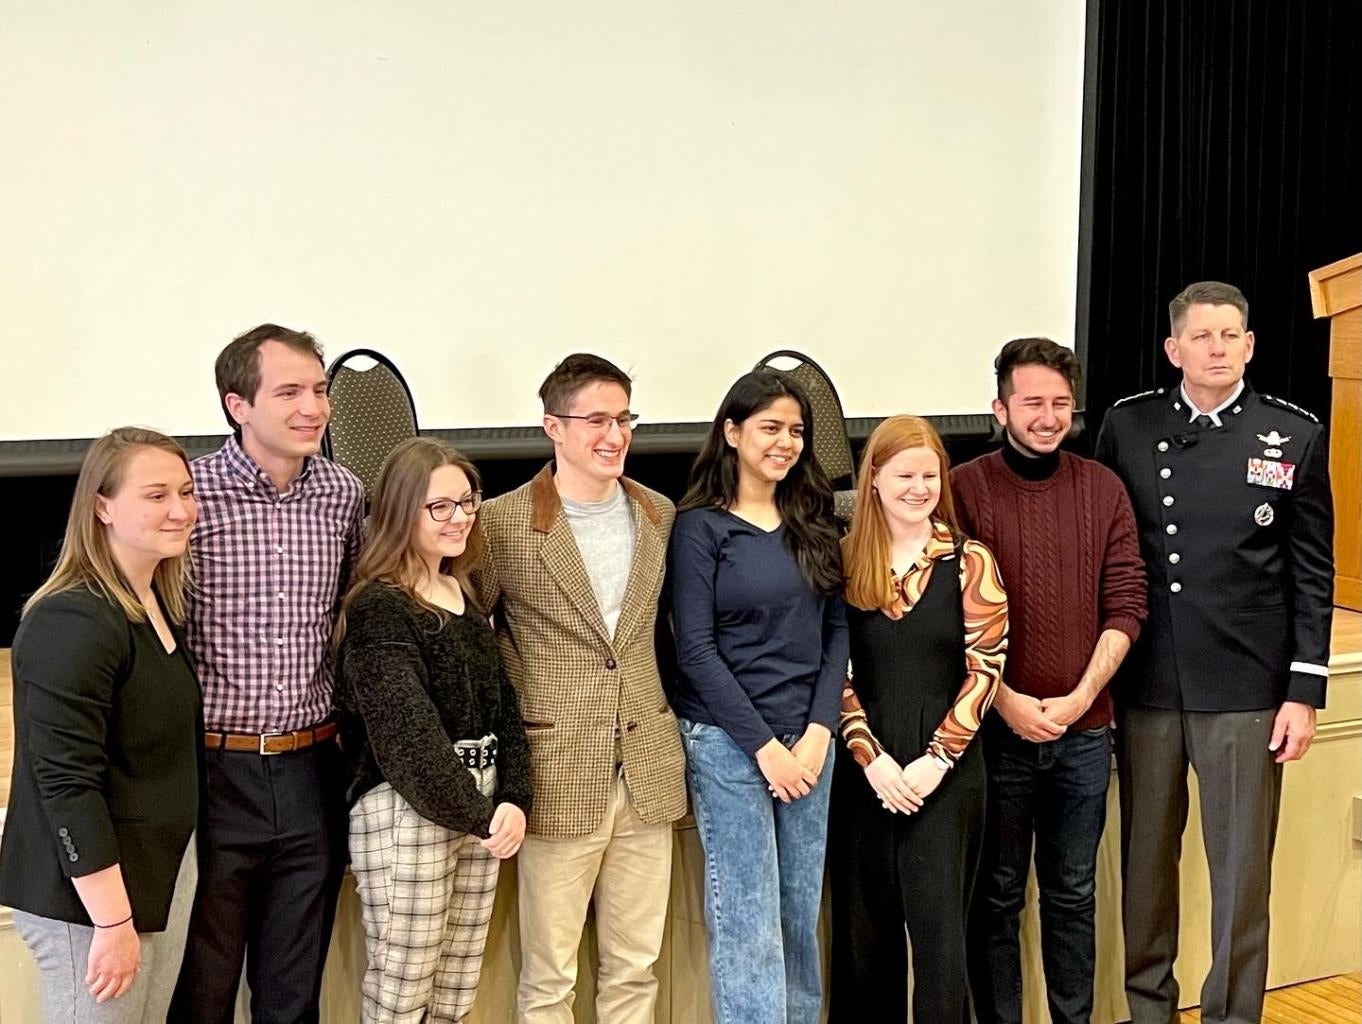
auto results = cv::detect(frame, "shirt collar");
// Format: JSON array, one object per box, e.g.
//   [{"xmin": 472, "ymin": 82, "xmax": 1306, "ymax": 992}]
[
  {"xmin": 1178, "ymin": 378, "xmax": 1245, "ymax": 426},
  {"xmin": 896, "ymin": 519, "xmax": 957, "ymax": 577},
  {"xmin": 219, "ymin": 436, "xmax": 314, "ymax": 496}
]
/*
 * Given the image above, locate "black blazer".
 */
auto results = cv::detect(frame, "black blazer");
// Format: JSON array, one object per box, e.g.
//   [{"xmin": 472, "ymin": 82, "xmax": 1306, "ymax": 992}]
[{"xmin": 0, "ymin": 588, "xmax": 201, "ymax": 931}]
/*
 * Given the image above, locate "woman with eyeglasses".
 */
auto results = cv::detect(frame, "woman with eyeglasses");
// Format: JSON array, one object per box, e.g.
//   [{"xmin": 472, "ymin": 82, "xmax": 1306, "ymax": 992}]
[{"xmin": 334, "ymin": 437, "xmax": 532, "ymax": 1023}]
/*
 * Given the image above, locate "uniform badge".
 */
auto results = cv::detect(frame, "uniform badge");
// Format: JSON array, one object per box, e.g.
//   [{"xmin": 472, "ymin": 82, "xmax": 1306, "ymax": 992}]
[
  {"xmin": 1257, "ymin": 430, "xmax": 1291, "ymax": 458},
  {"xmin": 1254, "ymin": 502, "xmax": 1274, "ymax": 526},
  {"xmin": 1246, "ymin": 458, "xmax": 1295, "ymax": 490}
]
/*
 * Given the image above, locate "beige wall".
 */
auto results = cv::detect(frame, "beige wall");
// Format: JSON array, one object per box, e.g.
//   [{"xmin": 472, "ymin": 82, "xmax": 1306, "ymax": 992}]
[{"xmin": 3, "ymin": 654, "xmax": 1357, "ymax": 1022}]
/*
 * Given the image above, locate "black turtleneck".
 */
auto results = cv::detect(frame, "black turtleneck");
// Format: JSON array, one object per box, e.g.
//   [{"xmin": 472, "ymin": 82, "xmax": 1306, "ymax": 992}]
[{"xmin": 1000, "ymin": 432, "xmax": 1061, "ymax": 481}]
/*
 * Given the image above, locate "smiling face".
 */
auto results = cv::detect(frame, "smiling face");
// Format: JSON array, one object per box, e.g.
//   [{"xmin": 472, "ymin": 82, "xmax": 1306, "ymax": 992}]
[
  {"xmin": 410, "ymin": 463, "xmax": 476, "ymax": 567},
  {"xmin": 544, "ymin": 380, "xmax": 633, "ymax": 490},
  {"xmin": 1165, "ymin": 302, "xmax": 1254, "ymax": 398},
  {"xmin": 993, "ymin": 363, "xmax": 1074, "ymax": 455},
  {"xmin": 96, "ymin": 446, "xmax": 197, "ymax": 570},
  {"xmin": 724, "ymin": 395, "xmax": 804, "ymax": 487},
  {"xmin": 873, "ymin": 445, "xmax": 941, "ymax": 530},
  {"xmin": 226, "ymin": 340, "xmax": 330, "ymax": 464}
]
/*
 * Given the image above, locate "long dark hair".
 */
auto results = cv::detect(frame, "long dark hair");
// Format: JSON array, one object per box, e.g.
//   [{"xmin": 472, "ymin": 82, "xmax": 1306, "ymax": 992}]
[{"xmin": 680, "ymin": 370, "xmax": 842, "ymax": 595}]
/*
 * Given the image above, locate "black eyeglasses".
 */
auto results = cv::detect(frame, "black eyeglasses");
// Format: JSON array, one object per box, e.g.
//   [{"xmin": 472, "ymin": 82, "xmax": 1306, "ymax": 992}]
[
  {"xmin": 424, "ymin": 494, "xmax": 482, "ymax": 521},
  {"xmin": 551, "ymin": 412, "xmax": 640, "ymax": 431}
]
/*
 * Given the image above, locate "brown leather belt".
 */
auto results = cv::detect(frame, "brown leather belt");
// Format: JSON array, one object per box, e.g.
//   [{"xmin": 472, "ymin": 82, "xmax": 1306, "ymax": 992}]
[{"xmin": 204, "ymin": 721, "xmax": 338, "ymax": 756}]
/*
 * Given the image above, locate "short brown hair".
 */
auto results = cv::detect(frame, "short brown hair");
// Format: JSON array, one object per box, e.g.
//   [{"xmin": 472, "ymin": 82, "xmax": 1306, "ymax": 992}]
[
  {"xmin": 215, "ymin": 324, "xmax": 325, "ymax": 438},
  {"xmin": 1169, "ymin": 281, "xmax": 1249, "ymax": 335},
  {"xmin": 538, "ymin": 353, "xmax": 633, "ymax": 414},
  {"xmin": 994, "ymin": 337, "xmax": 1080, "ymax": 400}
]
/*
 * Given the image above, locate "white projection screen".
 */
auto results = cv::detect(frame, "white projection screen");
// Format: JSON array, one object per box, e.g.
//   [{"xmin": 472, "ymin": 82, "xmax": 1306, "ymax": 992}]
[{"xmin": 0, "ymin": 1, "xmax": 1086, "ymax": 440}]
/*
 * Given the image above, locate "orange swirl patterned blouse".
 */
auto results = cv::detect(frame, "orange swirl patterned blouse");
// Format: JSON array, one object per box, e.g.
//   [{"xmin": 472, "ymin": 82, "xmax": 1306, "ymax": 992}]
[{"xmin": 840, "ymin": 519, "xmax": 1009, "ymax": 768}]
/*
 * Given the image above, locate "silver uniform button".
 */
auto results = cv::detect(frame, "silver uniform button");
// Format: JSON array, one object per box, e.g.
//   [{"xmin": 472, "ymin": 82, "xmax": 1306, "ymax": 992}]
[
  {"xmin": 1162, "ymin": 495, "xmax": 1175, "ymax": 507},
  {"xmin": 1166, "ymin": 524, "xmax": 1178, "ymax": 535},
  {"xmin": 1170, "ymin": 582, "xmax": 1182, "ymax": 593},
  {"xmin": 1168, "ymin": 553, "xmax": 1181, "ymax": 564},
  {"xmin": 1160, "ymin": 467, "xmax": 1171, "ymax": 479},
  {"xmin": 1157, "ymin": 441, "xmax": 1170, "ymax": 452}
]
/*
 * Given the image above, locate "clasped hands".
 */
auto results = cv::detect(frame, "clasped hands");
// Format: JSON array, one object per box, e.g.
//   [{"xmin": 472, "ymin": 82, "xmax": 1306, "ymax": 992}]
[
  {"xmin": 863, "ymin": 751, "xmax": 947, "ymax": 814},
  {"xmin": 756, "ymin": 724, "xmax": 832, "ymax": 803}
]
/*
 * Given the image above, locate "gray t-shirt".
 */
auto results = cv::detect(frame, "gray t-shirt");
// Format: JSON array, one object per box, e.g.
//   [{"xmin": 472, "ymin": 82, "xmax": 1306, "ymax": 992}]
[{"xmin": 560, "ymin": 484, "xmax": 637, "ymax": 639}]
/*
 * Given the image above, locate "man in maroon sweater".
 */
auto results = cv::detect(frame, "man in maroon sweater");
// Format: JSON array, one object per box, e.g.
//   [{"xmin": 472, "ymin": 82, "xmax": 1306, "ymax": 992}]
[{"xmin": 957, "ymin": 337, "xmax": 1147, "ymax": 1024}]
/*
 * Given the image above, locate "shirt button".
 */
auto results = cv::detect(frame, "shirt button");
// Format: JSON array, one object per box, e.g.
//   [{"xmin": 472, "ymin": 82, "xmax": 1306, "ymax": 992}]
[
  {"xmin": 68, "ymin": 853, "xmax": 79, "ymax": 862},
  {"xmin": 1166, "ymin": 524, "xmax": 1178, "ymax": 535},
  {"xmin": 1162, "ymin": 495, "xmax": 1175, "ymax": 507},
  {"xmin": 1157, "ymin": 441, "xmax": 1170, "ymax": 452},
  {"xmin": 275, "ymin": 638, "xmax": 285, "ymax": 646},
  {"xmin": 1168, "ymin": 552, "xmax": 1181, "ymax": 564},
  {"xmin": 58, "ymin": 827, "xmax": 69, "ymax": 837},
  {"xmin": 1160, "ymin": 467, "xmax": 1172, "ymax": 479},
  {"xmin": 605, "ymin": 658, "xmax": 618, "ymax": 670},
  {"xmin": 1170, "ymin": 582, "xmax": 1183, "ymax": 593},
  {"xmin": 276, "ymin": 545, "xmax": 285, "ymax": 554},
  {"xmin": 278, "ymin": 592, "xmax": 286, "ymax": 601},
  {"xmin": 275, "ymin": 683, "xmax": 285, "ymax": 691}
]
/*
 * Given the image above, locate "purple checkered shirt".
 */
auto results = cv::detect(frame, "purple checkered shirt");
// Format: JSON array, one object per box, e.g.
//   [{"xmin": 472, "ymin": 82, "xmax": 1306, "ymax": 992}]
[{"xmin": 186, "ymin": 438, "xmax": 364, "ymax": 734}]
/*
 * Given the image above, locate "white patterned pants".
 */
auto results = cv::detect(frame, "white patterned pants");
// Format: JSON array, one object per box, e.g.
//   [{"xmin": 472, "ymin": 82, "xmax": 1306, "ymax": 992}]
[{"xmin": 349, "ymin": 771, "xmax": 500, "ymax": 1023}]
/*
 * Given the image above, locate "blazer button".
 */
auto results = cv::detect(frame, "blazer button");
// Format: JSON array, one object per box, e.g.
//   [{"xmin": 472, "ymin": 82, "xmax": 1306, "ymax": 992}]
[
  {"xmin": 58, "ymin": 827, "xmax": 69, "ymax": 837},
  {"xmin": 605, "ymin": 658, "xmax": 618, "ymax": 670},
  {"xmin": 68, "ymin": 852, "xmax": 79, "ymax": 862}
]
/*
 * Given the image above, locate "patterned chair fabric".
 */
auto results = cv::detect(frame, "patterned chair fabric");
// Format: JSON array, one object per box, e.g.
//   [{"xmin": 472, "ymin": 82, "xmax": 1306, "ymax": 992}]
[
  {"xmin": 753, "ymin": 350, "xmax": 856, "ymax": 489},
  {"xmin": 324, "ymin": 349, "xmax": 419, "ymax": 503}
]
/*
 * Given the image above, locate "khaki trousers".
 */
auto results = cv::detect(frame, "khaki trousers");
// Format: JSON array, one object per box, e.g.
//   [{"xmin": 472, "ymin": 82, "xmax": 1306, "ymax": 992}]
[{"xmin": 516, "ymin": 770, "xmax": 673, "ymax": 1024}]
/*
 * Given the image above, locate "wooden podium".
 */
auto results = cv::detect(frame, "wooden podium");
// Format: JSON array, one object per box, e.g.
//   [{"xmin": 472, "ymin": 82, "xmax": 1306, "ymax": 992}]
[{"xmin": 1309, "ymin": 253, "xmax": 1362, "ymax": 611}]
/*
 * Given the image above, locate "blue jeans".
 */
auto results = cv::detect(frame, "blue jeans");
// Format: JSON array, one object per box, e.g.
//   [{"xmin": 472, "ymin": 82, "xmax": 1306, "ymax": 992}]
[
  {"xmin": 679, "ymin": 718, "xmax": 834, "ymax": 1024},
  {"xmin": 967, "ymin": 721, "xmax": 1112, "ymax": 1024}
]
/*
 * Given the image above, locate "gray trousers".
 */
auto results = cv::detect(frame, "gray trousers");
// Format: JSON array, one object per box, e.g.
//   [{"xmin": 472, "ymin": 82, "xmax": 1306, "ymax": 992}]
[
  {"xmin": 14, "ymin": 837, "xmax": 198, "ymax": 1024},
  {"xmin": 1117, "ymin": 708, "xmax": 1282, "ymax": 1024}
]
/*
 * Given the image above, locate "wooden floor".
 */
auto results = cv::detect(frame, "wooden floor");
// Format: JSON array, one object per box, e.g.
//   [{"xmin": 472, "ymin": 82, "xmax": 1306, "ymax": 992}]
[{"xmin": 1179, "ymin": 972, "xmax": 1362, "ymax": 1022}]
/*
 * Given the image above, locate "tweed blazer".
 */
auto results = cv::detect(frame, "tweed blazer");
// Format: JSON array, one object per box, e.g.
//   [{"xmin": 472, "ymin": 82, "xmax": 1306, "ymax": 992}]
[{"xmin": 474, "ymin": 464, "xmax": 687, "ymax": 838}]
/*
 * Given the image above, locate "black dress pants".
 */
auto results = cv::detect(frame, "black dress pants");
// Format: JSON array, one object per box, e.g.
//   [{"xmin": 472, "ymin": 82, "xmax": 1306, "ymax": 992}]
[
  {"xmin": 168, "ymin": 739, "xmax": 348, "ymax": 1024},
  {"xmin": 827, "ymin": 744, "xmax": 985, "ymax": 1023}
]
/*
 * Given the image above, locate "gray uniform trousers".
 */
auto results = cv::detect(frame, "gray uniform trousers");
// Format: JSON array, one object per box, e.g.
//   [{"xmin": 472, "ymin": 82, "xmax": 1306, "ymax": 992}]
[{"xmin": 1117, "ymin": 707, "xmax": 1283, "ymax": 1024}]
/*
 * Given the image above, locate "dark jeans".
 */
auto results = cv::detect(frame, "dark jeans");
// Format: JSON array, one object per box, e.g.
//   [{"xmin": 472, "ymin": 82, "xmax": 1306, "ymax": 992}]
[
  {"xmin": 168, "ymin": 738, "xmax": 348, "ymax": 1024},
  {"xmin": 967, "ymin": 720, "xmax": 1111, "ymax": 1024}
]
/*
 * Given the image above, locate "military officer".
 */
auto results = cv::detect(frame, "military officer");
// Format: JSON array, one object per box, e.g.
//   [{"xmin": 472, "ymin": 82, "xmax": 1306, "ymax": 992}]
[{"xmin": 1095, "ymin": 280, "xmax": 1334, "ymax": 1024}]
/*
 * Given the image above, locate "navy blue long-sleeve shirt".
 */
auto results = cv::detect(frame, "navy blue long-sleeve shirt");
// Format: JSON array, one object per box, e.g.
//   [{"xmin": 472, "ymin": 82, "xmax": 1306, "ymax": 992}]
[{"xmin": 668, "ymin": 506, "xmax": 849, "ymax": 756}]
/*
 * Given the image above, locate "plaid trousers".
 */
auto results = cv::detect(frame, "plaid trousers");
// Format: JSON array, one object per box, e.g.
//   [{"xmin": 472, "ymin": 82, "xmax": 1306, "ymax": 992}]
[{"xmin": 349, "ymin": 769, "xmax": 500, "ymax": 1023}]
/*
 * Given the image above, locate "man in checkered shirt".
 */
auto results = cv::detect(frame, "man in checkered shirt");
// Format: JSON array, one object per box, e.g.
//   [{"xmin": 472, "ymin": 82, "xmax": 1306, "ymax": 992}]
[{"xmin": 169, "ymin": 325, "xmax": 364, "ymax": 1023}]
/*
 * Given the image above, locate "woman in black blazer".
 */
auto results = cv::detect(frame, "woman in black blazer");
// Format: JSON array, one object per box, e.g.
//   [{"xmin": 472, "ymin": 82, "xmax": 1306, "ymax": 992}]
[{"xmin": 0, "ymin": 427, "xmax": 202, "ymax": 1020}]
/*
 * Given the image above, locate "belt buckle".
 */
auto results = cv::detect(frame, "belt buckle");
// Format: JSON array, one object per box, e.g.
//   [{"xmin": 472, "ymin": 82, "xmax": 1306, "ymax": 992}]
[{"xmin": 259, "ymin": 730, "xmax": 291, "ymax": 755}]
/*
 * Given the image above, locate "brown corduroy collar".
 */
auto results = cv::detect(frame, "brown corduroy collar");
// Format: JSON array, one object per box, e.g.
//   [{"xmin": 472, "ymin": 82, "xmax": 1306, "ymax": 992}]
[{"xmin": 528, "ymin": 462, "xmax": 661, "ymax": 534}]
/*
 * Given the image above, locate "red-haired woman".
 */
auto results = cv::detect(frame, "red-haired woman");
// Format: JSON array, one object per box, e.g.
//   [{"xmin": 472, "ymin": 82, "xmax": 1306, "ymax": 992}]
[{"xmin": 828, "ymin": 415, "xmax": 1008, "ymax": 1023}]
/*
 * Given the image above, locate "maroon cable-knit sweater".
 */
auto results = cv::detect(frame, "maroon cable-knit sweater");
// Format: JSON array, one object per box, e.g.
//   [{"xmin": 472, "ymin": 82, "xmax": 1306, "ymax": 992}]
[{"xmin": 951, "ymin": 444, "xmax": 1147, "ymax": 730}]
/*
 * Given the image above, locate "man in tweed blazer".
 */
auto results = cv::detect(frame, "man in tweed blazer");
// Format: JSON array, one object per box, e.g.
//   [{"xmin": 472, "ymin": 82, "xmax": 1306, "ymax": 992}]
[{"xmin": 475, "ymin": 354, "xmax": 686, "ymax": 1024}]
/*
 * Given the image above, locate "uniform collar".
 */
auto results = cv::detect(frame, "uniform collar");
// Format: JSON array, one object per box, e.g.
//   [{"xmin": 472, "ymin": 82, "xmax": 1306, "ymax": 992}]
[{"xmin": 1174, "ymin": 379, "xmax": 1246, "ymax": 426}]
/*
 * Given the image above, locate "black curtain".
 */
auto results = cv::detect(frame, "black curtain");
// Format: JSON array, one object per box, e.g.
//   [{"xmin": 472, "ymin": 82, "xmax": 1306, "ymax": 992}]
[{"xmin": 1081, "ymin": 0, "xmax": 1362, "ymax": 423}]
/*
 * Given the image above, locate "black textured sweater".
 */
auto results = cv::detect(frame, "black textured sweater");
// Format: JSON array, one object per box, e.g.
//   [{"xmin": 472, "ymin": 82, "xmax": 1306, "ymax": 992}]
[{"xmin": 336, "ymin": 581, "xmax": 533, "ymax": 837}]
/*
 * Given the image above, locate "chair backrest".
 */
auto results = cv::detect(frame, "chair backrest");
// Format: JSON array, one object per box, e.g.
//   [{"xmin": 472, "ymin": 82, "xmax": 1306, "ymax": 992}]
[
  {"xmin": 323, "ymin": 349, "xmax": 419, "ymax": 502},
  {"xmin": 752, "ymin": 350, "xmax": 856, "ymax": 488}
]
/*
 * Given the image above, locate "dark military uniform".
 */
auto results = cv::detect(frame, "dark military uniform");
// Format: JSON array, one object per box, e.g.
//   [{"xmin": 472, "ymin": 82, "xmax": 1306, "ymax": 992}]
[{"xmin": 1095, "ymin": 379, "xmax": 1334, "ymax": 1024}]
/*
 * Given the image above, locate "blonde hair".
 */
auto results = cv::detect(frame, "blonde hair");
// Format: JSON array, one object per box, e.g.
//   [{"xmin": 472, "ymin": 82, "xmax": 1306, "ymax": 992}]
[
  {"xmin": 334, "ymin": 437, "xmax": 485, "ymax": 647},
  {"xmin": 842, "ymin": 415, "xmax": 960, "ymax": 611},
  {"xmin": 24, "ymin": 428, "xmax": 194, "ymax": 623}
]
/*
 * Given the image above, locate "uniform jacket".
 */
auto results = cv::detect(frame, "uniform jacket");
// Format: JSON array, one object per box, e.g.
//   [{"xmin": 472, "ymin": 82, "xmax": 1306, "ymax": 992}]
[
  {"xmin": 1095, "ymin": 382, "xmax": 1333, "ymax": 711},
  {"xmin": 473, "ymin": 464, "xmax": 687, "ymax": 838}
]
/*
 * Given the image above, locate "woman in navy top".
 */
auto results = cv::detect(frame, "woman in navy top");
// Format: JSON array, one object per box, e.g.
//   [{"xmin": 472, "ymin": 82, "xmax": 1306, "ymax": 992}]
[{"xmin": 668, "ymin": 369, "xmax": 847, "ymax": 1024}]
